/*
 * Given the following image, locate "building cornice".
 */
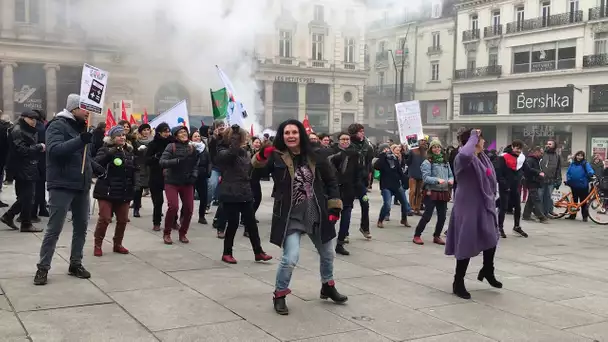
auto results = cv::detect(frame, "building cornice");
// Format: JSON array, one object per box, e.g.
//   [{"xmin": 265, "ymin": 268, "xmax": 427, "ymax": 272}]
[{"xmin": 455, "ymin": 0, "xmax": 499, "ymax": 11}]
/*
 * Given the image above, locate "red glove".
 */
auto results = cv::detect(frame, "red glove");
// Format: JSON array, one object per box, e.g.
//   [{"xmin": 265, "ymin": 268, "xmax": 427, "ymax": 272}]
[
  {"xmin": 258, "ymin": 146, "xmax": 276, "ymax": 160},
  {"xmin": 328, "ymin": 208, "xmax": 341, "ymax": 223}
]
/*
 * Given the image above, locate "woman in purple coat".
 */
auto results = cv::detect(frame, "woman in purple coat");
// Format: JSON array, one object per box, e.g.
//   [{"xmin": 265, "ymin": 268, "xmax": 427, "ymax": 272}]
[{"xmin": 446, "ymin": 129, "xmax": 502, "ymax": 299}]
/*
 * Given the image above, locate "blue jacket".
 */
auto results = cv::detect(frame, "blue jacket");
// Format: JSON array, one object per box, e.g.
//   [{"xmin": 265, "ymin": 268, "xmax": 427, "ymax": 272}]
[
  {"xmin": 45, "ymin": 110, "xmax": 93, "ymax": 192},
  {"xmin": 566, "ymin": 160, "xmax": 594, "ymax": 190},
  {"xmin": 421, "ymin": 159, "xmax": 454, "ymax": 192}
]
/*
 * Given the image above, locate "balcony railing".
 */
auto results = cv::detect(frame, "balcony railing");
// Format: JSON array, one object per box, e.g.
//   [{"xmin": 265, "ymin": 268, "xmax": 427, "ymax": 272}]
[
  {"xmin": 311, "ymin": 60, "xmax": 326, "ymax": 68},
  {"xmin": 513, "ymin": 58, "xmax": 576, "ymax": 73},
  {"xmin": 483, "ymin": 25, "xmax": 502, "ymax": 38},
  {"xmin": 589, "ymin": 6, "xmax": 608, "ymax": 20},
  {"xmin": 454, "ymin": 65, "xmax": 502, "ymax": 80},
  {"xmin": 427, "ymin": 46, "xmax": 442, "ymax": 55},
  {"xmin": 583, "ymin": 54, "xmax": 608, "ymax": 68},
  {"xmin": 462, "ymin": 29, "xmax": 480, "ymax": 42},
  {"xmin": 376, "ymin": 50, "xmax": 389, "ymax": 62},
  {"xmin": 344, "ymin": 62, "xmax": 356, "ymax": 70},
  {"xmin": 506, "ymin": 11, "xmax": 583, "ymax": 34},
  {"xmin": 365, "ymin": 84, "xmax": 414, "ymax": 97}
]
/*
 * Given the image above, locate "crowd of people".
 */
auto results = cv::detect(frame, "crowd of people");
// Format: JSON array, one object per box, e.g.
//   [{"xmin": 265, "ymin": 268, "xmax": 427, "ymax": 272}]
[{"xmin": 0, "ymin": 93, "xmax": 605, "ymax": 315}]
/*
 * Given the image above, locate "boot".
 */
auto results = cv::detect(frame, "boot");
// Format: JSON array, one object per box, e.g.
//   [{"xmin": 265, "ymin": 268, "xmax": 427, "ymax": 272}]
[
  {"xmin": 273, "ymin": 296, "xmax": 289, "ymax": 315},
  {"xmin": 477, "ymin": 267, "xmax": 503, "ymax": 288},
  {"xmin": 320, "ymin": 281, "xmax": 348, "ymax": 303},
  {"xmin": 20, "ymin": 223, "xmax": 43, "ymax": 233},
  {"xmin": 93, "ymin": 245, "xmax": 103, "ymax": 257},
  {"xmin": 152, "ymin": 225, "xmax": 161, "ymax": 231},
  {"xmin": 400, "ymin": 218, "xmax": 411, "ymax": 227},
  {"xmin": 179, "ymin": 234, "xmax": 190, "ymax": 243},
  {"xmin": 163, "ymin": 234, "xmax": 173, "ymax": 245},
  {"xmin": 198, "ymin": 217, "xmax": 207, "ymax": 224},
  {"xmin": 133, "ymin": 209, "xmax": 140, "ymax": 218},
  {"xmin": 452, "ymin": 277, "xmax": 471, "ymax": 299},
  {"xmin": 412, "ymin": 236, "xmax": 424, "ymax": 245},
  {"xmin": 0, "ymin": 200, "xmax": 8, "ymax": 208},
  {"xmin": 33, "ymin": 267, "xmax": 48, "ymax": 286},
  {"xmin": 498, "ymin": 227, "xmax": 507, "ymax": 238},
  {"xmin": 255, "ymin": 252, "xmax": 272, "ymax": 262},
  {"xmin": 222, "ymin": 255, "xmax": 237, "ymax": 264},
  {"xmin": 0, "ymin": 214, "xmax": 18, "ymax": 230},
  {"xmin": 113, "ymin": 236, "xmax": 129, "ymax": 254},
  {"xmin": 432, "ymin": 236, "xmax": 445, "ymax": 245},
  {"xmin": 18, "ymin": 216, "xmax": 41, "ymax": 223},
  {"xmin": 335, "ymin": 243, "xmax": 350, "ymax": 256},
  {"xmin": 38, "ymin": 208, "xmax": 50, "ymax": 217}
]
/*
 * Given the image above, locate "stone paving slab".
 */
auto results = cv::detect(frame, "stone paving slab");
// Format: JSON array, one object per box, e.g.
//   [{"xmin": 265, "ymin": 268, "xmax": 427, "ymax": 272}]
[{"xmin": 0, "ymin": 182, "xmax": 607, "ymax": 341}]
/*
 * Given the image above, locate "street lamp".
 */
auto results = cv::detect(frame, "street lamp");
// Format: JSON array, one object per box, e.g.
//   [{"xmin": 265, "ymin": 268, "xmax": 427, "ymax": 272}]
[
  {"xmin": 388, "ymin": 49, "xmax": 398, "ymax": 103},
  {"xmin": 567, "ymin": 84, "xmax": 583, "ymax": 92}
]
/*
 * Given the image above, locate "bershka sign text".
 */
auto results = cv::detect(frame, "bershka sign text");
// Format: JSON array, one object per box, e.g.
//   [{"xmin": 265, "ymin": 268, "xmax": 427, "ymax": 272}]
[{"xmin": 510, "ymin": 87, "xmax": 574, "ymax": 114}]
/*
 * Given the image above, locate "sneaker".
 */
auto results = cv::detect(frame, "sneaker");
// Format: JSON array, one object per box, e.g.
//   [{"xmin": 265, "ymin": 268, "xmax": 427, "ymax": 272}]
[
  {"xmin": 432, "ymin": 236, "xmax": 446, "ymax": 245},
  {"xmin": 498, "ymin": 227, "xmax": 507, "ymax": 238},
  {"xmin": 20, "ymin": 224, "xmax": 43, "ymax": 233},
  {"xmin": 344, "ymin": 236, "xmax": 350, "ymax": 244},
  {"xmin": 254, "ymin": 253, "xmax": 272, "ymax": 262},
  {"xmin": 335, "ymin": 244, "xmax": 350, "ymax": 255},
  {"xmin": 0, "ymin": 214, "xmax": 18, "ymax": 230},
  {"xmin": 222, "ymin": 255, "xmax": 237, "ymax": 264},
  {"xmin": 413, "ymin": 236, "xmax": 424, "ymax": 245},
  {"xmin": 359, "ymin": 228, "xmax": 372, "ymax": 240},
  {"xmin": 68, "ymin": 264, "xmax": 91, "ymax": 279},
  {"xmin": 94, "ymin": 246, "xmax": 103, "ymax": 257},
  {"xmin": 33, "ymin": 268, "xmax": 48, "ymax": 285},
  {"xmin": 198, "ymin": 217, "xmax": 208, "ymax": 224},
  {"xmin": 513, "ymin": 226, "xmax": 528, "ymax": 238}
]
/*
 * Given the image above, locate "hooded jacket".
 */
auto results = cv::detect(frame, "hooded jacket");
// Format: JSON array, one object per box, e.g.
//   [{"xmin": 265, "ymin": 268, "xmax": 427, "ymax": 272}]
[
  {"xmin": 566, "ymin": 159, "xmax": 594, "ymax": 190},
  {"xmin": 495, "ymin": 145, "xmax": 525, "ymax": 192},
  {"xmin": 93, "ymin": 137, "xmax": 137, "ymax": 202},
  {"xmin": 6, "ymin": 118, "xmax": 43, "ymax": 181},
  {"xmin": 145, "ymin": 130, "xmax": 173, "ymax": 188}
]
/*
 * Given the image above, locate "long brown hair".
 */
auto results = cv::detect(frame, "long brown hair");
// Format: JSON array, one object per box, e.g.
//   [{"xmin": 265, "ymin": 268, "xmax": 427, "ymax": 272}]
[{"xmin": 221, "ymin": 125, "xmax": 248, "ymax": 146}]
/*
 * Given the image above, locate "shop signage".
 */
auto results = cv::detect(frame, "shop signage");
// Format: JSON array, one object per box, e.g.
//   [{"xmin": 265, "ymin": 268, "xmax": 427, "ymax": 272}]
[
  {"xmin": 155, "ymin": 82, "xmax": 190, "ymax": 114},
  {"xmin": 274, "ymin": 75, "xmax": 316, "ymax": 83},
  {"xmin": 14, "ymin": 63, "xmax": 46, "ymax": 113},
  {"xmin": 510, "ymin": 87, "xmax": 573, "ymax": 114},
  {"xmin": 592, "ymin": 137, "xmax": 608, "ymax": 160},
  {"xmin": 523, "ymin": 125, "xmax": 555, "ymax": 137}
]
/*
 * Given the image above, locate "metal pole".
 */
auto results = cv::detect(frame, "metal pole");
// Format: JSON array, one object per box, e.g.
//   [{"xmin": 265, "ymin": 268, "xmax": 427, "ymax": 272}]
[
  {"xmin": 389, "ymin": 50, "xmax": 398, "ymax": 103},
  {"xmin": 399, "ymin": 24, "xmax": 411, "ymax": 103}
]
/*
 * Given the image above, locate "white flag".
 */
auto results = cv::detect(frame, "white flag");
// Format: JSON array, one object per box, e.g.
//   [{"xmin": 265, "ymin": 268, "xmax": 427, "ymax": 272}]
[{"xmin": 149, "ymin": 100, "xmax": 189, "ymax": 130}]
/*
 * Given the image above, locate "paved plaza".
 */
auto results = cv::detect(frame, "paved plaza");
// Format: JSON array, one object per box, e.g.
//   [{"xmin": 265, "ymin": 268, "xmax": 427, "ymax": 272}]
[{"xmin": 1, "ymin": 182, "xmax": 608, "ymax": 341}]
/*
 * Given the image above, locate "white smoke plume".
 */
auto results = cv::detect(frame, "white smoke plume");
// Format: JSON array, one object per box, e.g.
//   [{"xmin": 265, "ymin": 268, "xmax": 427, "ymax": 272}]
[{"xmin": 71, "ymin": 0, "xmax": 421, "ymax": 132}]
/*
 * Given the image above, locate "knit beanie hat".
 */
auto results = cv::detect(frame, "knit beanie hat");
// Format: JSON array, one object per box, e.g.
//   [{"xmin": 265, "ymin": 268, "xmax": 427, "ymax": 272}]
[
  {"xmin": 156, "ymin": 122, "xmax": 170, "ymax": 134},
  {"xmin": 171, "ymin": 125, "xmax": 188, "ymax": 136},
  {"xmin": 138, "ymin": 123, "xmax": 151, "ymax": 133},
  {"xmin": 107, "ymin": 125, "xmax": 125, "ymax": 138},
  {"xmin": 429, "ymin": 139, "xmax": 442, "ymax": 150},
  {"xmin": 66, "ymin": 94, "xmax": 81, "ymax": 112},
  {"xmin": 378, "ymin": 143, "xmax": 390, "ymax": 152}
]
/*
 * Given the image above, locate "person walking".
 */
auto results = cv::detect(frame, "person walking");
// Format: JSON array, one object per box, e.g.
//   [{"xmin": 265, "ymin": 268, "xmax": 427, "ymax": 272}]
[
  {"xmin": 522, "ymin": 146, "xmax": 548, "ymax": 230},
  {"xmin": 159, "ymin": 126, "xmax": 200, "ymax": 244},
  {"xmin": 131, "ymin": 123, "xmax": 153, "ymax": 218},
  {"xmin": 374, "ymin": 144, "xmax": 410, "ymax": 229},
  {"xmin": 92, "ymin": 126, "xmax": 136, "ymax": 256},
  {"xmin": 496, "ymin": 141, "xmax": 526, "ymax": 238},
  {"xmin": 565, "ymin": 151, "xmax": 595, "ymax": 222},
  {"xmin": 31, "ymin": 110, "xmax": 49, "ymax": 218},
  {"xmin": 145, "ymin": 123, "xmax": 172, "ymax": 231},
  {"xmin": 252, "ymin": 119, "xmax": 346, "ymax": 315},
  {"xmin": 407, "ymin": 139, "xmax": 428, "ymax": 215},
  {"xmin": 413, "ymin": 139, "xmax": 453, "ymax": 245},
  {"xmin": 1, "ymin": 110, "xmax": 45, "ymax": 232},
  {"xmin": 446, "ymin": 129, "xmax": 502, "ymax": 300},
  {"xmin": 34, "ymin": 94, "xmax": 97, "ymax": 285},
  {"xmin": 540, "ymin": 140, "xmax": 562, "ymax": 216},
  {"xmin": 215, "ymin": 125, "xmax": 272, "ymax": 264},
  {"xmin": 347, "ymin": 123, "xmax": 373, "ymax": 239},
  {"xmin": 190, "ymin": 130, "xmax": 210, "ymax": 224}
]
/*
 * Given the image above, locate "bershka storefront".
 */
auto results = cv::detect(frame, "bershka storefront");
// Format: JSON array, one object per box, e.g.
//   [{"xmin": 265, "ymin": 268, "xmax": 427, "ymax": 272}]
[{"xmin": 510, "ymin": 87, "xmax": 574, "ymax": 114}]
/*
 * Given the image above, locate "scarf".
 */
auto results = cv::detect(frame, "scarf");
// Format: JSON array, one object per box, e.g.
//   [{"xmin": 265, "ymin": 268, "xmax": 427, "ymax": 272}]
[{"xmin": 429, "ymin": 152, "xmax": 444, "ymax": 164}]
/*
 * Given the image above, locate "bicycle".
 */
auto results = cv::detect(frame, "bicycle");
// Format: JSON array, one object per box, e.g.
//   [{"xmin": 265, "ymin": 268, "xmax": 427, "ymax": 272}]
[{"xmin": 550, "ymin": 178, "xmax": 608, "ymax": 224}]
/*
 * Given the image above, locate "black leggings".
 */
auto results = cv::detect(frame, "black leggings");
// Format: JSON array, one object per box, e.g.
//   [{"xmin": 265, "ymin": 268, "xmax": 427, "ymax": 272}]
[
  {"xmin": 455, "ymin": 247, "xmax": 497, "ymax": 279},
  {"xmin": 223, "ymin": 202, "xmax": 263, "ymax": 256},
  {"xmin": 251, "ymin": 179, "xmax": 262, "ymax": 214},
  {"xmin": 150, "ymin": 186, "xmax": 164, "ymax": 226},
  {"xmin": 195, "ymin": 176, "xmax": 208, "ymax": 219}
]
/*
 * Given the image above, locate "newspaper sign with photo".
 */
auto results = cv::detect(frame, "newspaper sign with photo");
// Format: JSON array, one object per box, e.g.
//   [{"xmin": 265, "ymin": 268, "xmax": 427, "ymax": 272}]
[
  {"xmin": 79, "ymin": 63, "xmax": 109, "ymax": 115},
  {"xmin": 395, "ymin": 100, "xmax": 424, "ymax": 149}
]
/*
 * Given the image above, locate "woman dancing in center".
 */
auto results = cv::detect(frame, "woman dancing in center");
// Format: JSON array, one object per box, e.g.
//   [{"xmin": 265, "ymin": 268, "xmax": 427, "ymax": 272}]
[
  {"xmin": 446, "ymin": 129, "xmax": 502, "ymax": 299},
  {"xmin": 252, "ymin": 119, "xmax": 347, "ymax": 315}
]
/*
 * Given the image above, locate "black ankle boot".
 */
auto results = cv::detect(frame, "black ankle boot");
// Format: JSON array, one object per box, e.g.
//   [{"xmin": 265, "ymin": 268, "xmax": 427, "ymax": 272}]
[
  {"xmin": 335, "ymin": 243, "xmax": 350, "ymax": 256},
  {"xmin": 273, "ymin": 296, "xmax": 289, "ymax": 315},
  {"xmin": 498, "ymin": 227, "xmax": 507, "ymax": 238},
  {"xmin": 452, "ymin": 277, "xmax": 471, "ymax": 299},
  {"xmin": 133, "ymin": 209, "xmax": 140, "ymax": 218},
  {"xmin": 477, "ymin": 267, "xmax": 503, "ymax": 288},
  {"xmin": 320, "ymin": 281, "xmax": 348, "ymax": 303}
]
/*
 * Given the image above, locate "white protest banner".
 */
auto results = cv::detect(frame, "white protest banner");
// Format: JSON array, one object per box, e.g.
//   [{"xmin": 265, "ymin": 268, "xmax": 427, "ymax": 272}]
[
  {"xmin": 395, "ymin": 100, "xmax": 424, "ymax": 149},
  {"xmin": 79, "ymin": 64, "xmax": 109, "ymax": 115}
]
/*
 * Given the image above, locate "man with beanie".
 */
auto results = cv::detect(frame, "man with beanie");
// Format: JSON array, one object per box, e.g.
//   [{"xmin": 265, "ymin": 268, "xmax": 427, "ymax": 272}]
[
  {"xmin": 0, "ymin": 110, "xmax": 45, "ymax": 232},
  {"xmin": 34, "ymin": 94, "xmax": 97, "ymax": 286},
  {"xmin": 347, "ymin": 123, "xmax": 373, "ymax": 239}
]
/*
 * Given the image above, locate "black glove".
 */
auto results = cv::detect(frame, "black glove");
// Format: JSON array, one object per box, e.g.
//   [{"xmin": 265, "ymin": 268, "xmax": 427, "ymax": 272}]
[
  {"xmin": 80, "ymin": 132, "xmax": 93, "ymax": 144},
  {"xmin": 231, "ymin": 124, "xmax": 240, "ymax": 132}
]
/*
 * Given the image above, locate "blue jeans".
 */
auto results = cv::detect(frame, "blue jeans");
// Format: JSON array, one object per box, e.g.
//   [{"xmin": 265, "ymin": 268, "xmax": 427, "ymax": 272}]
[
  {"xmin": 379, "ymin": 188, "xmax": 408, "ymax": 222},
  {"xmin": 540, "ymin": 183, "xmax": 554, "ymax": 216},
  {"xmin": 38, "ymin": 189, "xmax": 90, "ymax": 270},
  {"xmin": 275, "ymin": 231, "xmax": 334, "ymax": 293},
  {"xmin": 337, "ymin": 206, "xmax": 353, "ymax": 242},
  {"xmin": 207, "ymin": 169, "xmax": 221, "ymax": 204}
]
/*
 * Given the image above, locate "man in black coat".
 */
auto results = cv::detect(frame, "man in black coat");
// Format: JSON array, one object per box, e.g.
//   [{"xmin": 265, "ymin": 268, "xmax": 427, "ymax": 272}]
[
  {"xmin": 522, "ymin": 146, "xmax": 548, "ymax": 228},
  {"xmin": 0, "ymin": 113, "xmax": 11, "ymax": 207},
  {"xmin": 0, "ymin": 111, "xmax": 45, "ymax": 232},
  {"xmin": 32, "ymin": 109, "xmax": 49, "ymax": 217}
]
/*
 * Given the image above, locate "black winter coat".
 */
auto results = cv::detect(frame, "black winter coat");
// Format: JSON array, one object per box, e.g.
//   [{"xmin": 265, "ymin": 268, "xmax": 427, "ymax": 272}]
[
  {"xmin": 524, "ymin": 155, "xmax": 544, "ymax": 189},
  {"xmin": 374, "ymin": 152, "xmax": 403, "ymax": 191},
  {"xmin": 208, "ymin": 135, "xmax": 221, "ymax": 171},
  {"xmin": 216, "ymin": 143, "xmax": 253, "ymax": 203},
  {"xmin": 45, "ymin": 111, "xmax": 96, "ymax": 192},
  {"xmin": 0, "ymin": 120, "xmax": 11, "ymax": 164},
  {"xmin": 252, "ymin": 149, "xmax": 343, "ymax": 247},
  {"xmin": 145, "ymin": 133, "xmax": 172, "ymax": 188},
  {"xmin": 496, "ymin": 147, "xmax": 523, "ymax": 192},
  {"xmin": 159, "ymin": 140, "xmax": 200, "ymax": 186},
  {"xmin": 93, "ymin": 139, "xmax": 137, "ymax": 202},
  {"xmin": 329, "ymin": 146, "xmax": 366, "ymax": 205},
  {"xmin": 197, "ymin": 145, "xmax": 211, "ymax": 178},
  {"xmin": 406, "ymin": 149, "xmax": 425, "ymax": 180},
  {"xmin": 34, "ymin": 120, "xmax": 46, "ymax": 181},
  {"xmin": 7, "ymin": 118, "xmax": 43, "ymax": 181}
]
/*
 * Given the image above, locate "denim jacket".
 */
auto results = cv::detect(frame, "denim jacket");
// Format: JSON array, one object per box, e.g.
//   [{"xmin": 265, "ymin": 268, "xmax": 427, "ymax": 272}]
[{"xmin": 421, "ymin": 159, "xmax": 453, "ymax": 192}]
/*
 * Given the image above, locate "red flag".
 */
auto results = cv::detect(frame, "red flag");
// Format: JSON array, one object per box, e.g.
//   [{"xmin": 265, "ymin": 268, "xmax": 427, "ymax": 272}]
[
  {"xmin": 129, "ymin": 114, "xmax": 137, "ymax": 125},
  {"xmin": 121, "ymin": 101, "xmax": 128, "ymax": 121},
  {"xmin": 303, "ymin": 114, "xmax": 313, "ymax": 135},
  {"xmin": 143, "ymin": 108, "xmax": 149, "ymax": 124},
  {"xmin": 250, "ymin": 124, "xmax": 254, "ymax": 137},
  {"xmin": 105, "ymin": 109, "xmax": 117, "ymax": 136}
]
